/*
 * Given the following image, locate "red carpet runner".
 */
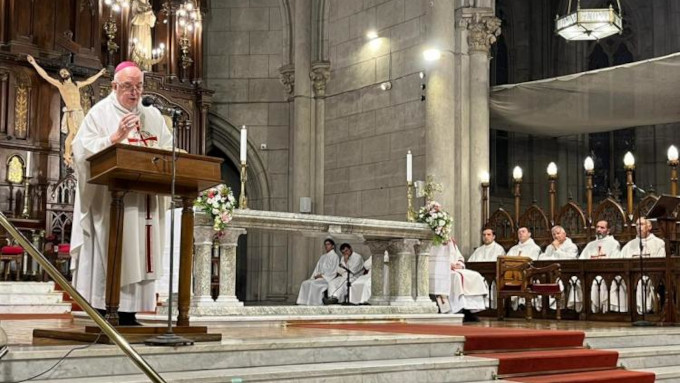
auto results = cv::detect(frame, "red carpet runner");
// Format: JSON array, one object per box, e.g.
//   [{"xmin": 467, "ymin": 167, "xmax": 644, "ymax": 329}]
[{"xmin": 296, "ymin": 323, "xmax": 655, "ymax": 383}]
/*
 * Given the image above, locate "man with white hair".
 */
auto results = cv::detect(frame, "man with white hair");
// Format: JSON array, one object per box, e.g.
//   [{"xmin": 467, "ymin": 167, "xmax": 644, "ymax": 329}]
[
  {"xmin": 70, "ymin": 61, "xmax": 173, "ymax": 325},
  {"xmin": 507, "ymin": 227, "xmax": 541, "ymax": 260},
  {"xmin": 540, "ymin": 225, "xmax": 578, "ymax": 260}
]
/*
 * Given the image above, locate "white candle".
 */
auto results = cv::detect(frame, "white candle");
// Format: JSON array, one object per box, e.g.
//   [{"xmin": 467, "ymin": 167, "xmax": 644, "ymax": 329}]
[
  {"xmin": 240, "ymin": 125, "xmax": 247, "ymax": 163},
  {"xmin": 406, "ymin": 150, "xmax": 413, "ymax": 183},
  {"xmin": 25, "ymin": 152, "xmax": 33, "ymax": 178}
]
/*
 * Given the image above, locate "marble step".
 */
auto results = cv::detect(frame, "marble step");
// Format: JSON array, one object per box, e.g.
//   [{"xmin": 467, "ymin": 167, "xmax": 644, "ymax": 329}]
[
  {"xmin": 617, "ymin": 345, "xmax": 680, "ymax": 369},
  {"xmin": 29, "ymin": 355, "xmax": 498, "ymax": 383},
  {"xmin": 0, "ymin": 303, "xmax": 71, "ymax": 314},
  {"xmin": 1, "ymin": 334, "xmax": 466, "ymax": 381},
  {"xmin": 0, "ymin": 281, "xmax": 55, "ymax": 294},
  {"xmin": 0, "ymin": 292, "xmax": 64, "ymax": 305},
  {"xmin": 585, "ymin": 328, "xmax": 680, "ymax": 349},
  {"xmin": 638, "ymin": 366, "xmax": 680, "ymax": 382}
]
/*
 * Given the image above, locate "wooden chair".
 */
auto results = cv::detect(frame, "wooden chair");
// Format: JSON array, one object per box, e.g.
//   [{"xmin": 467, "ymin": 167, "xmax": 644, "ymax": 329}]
[
  {"xmin": 497, "ymin": 256, "xmax": 562, "ymax": 321},
  {"xmin": 0, "ymin": 239, "xmax": 23, "ymax": 281}
]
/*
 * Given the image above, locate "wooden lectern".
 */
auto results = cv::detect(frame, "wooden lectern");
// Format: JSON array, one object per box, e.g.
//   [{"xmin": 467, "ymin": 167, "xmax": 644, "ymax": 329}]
[
  {"xmin": 645, "ymin": 194, "xmax": 680, "ymax": 325},
  {"xmin": 87, "ymin": 144, "xmax": 222, "ymax": 327}
]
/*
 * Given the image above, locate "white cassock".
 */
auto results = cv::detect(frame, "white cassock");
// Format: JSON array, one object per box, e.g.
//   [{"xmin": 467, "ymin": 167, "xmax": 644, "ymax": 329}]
[
  {"xmin": 327, "ymin": 252, "xmax": 364, "ymax": 302},
  {"xmin": 580, "ymin": 236, "xmax": 621, "ymax": 313},
  {"xmin": 540, "ymin": 238, "xmax": 578, "ymax": 260},
  {"xmin": 70, "ymin": 93, "xmax": 172, "ymax": 312},
  {"xmin": 447, "ymin": 243, "xmax": 488, "ymax": 314},
  {"xmin": 506, "ymin": 239, "xmax": 541, "ymax": 260},
  {"xmin": 349, "ymin": 257, "xmax": 372, "ymax": 304},
  {"xmin": 468, "ymin": 241, "xmax": 504, "ymax": 308},
  {"xmin": 620, "ymin": 234, "xmax": 665, "ymax": 313},
  {"xmin": 539, "ymin": 238, "xmax": 578, "ymax": 311},
  {"xmin": 297, "ymin": 250, "xmax": 339, "ymax": 305},
  {"xmin": 429, "ymin": 243, "xmax": 452, "ymax": 296},
  {"xmin": 468, "ymin": 242, "xmax": 506, "ymax": 262}
]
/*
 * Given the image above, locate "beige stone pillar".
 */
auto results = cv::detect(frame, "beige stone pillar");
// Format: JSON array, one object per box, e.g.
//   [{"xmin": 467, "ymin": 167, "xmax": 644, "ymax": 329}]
[
  {"xmin": 191, "ymin": 212, "xmax": 214, "ymax": 306},
  {"xmin": 388, "ymin": 239, "xmax": 418, "ymax": 306},
  {"xmin": 216, "ymin": 228, "xmax": 246, "ymax": 306},
  {"xmin": 310, "ymin": 61, "xmax": 330, "ymax": 215},
  {"xmin": 425, "ymin": 0, "xmax": 456, "ymax": 228},
  {"xmin": 289, "ymin": 0, "xmax": 315, "ymax": 297},
  {"xmin": 366, "ymin": 239, "xmax": 391, "ymax": 305},
  {"xmin": 414, "ymin": 240, "xmax": 435, "ymax": 306},
  {"xmin": 467, "ymin": 12, "xmax": 501, "ymax": 249}
]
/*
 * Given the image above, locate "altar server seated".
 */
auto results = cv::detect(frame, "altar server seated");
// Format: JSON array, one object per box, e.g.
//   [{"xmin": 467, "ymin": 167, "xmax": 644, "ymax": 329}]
[
  {"xmin": 296, "ymin": 239, "xmax": 339, "ymax": 305},
  {"xmin": 348, "ymin": 257, "xmax": 372, "ymax": 304},
  {"xmin": 325, "ymin": 243, "xmax": 364, "ymax": 304}
]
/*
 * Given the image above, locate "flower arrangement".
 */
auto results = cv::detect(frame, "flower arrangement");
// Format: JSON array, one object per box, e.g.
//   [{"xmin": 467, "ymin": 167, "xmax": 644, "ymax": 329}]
[
  {"xmin": 417, "ymin": 200, "xmax": 453, "ymax": 245},
  {"xmin": 194, "ymin": 184, "xmax": 237, "ymax": 232}
]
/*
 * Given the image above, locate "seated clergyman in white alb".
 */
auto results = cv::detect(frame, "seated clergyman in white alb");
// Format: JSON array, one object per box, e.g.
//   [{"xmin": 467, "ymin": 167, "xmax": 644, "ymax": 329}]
[
  {"xmin": 468, "ymin": 228, "xmax": 506, "ymax": 262},
  {"xmin": 325, "ymin": 243, "xmax": 364, "ymax": 304},
  {"xmin": 506, "ymin": 227, "xmax": 541, "ymax": 260},
  {"xmin": 620, "ymin": 218, "xmax": 664, "ymax": 313},
  {"xmin": 579, "ymin": 220, "xmax": 621, "ymax": 313},
  {"xmin": 296, "ymin": 239, "xmax": 339, "ymax": 305},
  {"xmin": 447, "ymin": 241, "xmax": 488, "ymax": 321},
  {"xmin": 348, "ymin": 257, "xmax": 372, "ymax": 304},
  {"xmin": 540, "ymin": 225, "xmax": 578, "ymax": 260}
]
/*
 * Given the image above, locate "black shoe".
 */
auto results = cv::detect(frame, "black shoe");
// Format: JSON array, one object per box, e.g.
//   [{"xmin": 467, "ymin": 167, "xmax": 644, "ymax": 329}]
[
  {"xmin": 462, "ymin": 310, "xmax": 480, "ymax": 323},
  {"xmin": 119, "ymin": 312, "xmax": 142, "ymax": 326},
  {"xmin": 323, "ymin": 297, "xmax": 339, "ymax": 305}
]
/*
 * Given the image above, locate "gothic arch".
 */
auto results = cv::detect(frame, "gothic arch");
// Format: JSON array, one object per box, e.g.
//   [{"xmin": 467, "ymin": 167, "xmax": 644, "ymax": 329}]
[
  {"xmin": 205, "ymin": 112, "xmax": 272, "ymax": 210},
  {"xmin": 279, "ymin": 0, "xmax": 293, "ymax": 66}
]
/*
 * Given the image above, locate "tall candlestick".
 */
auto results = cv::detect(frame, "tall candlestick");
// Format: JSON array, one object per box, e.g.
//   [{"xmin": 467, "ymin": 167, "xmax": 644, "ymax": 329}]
[
  {"xmin": 240, "ymin": 125, "xmax": 247, "ymax": 163},
  {"xmin": 406, "ymin": 150, "xmax": 412, "ymax": 183},
  {"xmin": 25, "ymin": 152, "xmax": 33, "ymax": 178}
]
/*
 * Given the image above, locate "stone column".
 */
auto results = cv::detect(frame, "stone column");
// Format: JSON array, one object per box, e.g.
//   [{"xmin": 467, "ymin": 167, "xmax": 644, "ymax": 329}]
[
  {"xmin": 366, "ymin": 239, "xmax": 391, "ymax": 305},
  {"xmin": 466, "ymin": 12, "xmax": 501, "ymax": 249},
  {"xmin": 310, "ymin": 61, "xmax": 330, "ymax": 215},
  {"xmin": 191, "ymin": 212, "xmax": 214, "ymax": 307},
  {"xmin": 414, "ymin": 240, "xmax": 435, "ymax": 306},
  {"xmin": 288, "ymin": 0, "xmax": 315, "ymax": 298},
  {"xmin": 425, "ymin": 0, "xmax": 456, "ymax": 227},
  {"xmin": 388, "ymin": 239, "xmax": 418, "ymax": 306},
  {"xmin": 215, "ymin": 228, "xmax": 246, "ymax": 306}
]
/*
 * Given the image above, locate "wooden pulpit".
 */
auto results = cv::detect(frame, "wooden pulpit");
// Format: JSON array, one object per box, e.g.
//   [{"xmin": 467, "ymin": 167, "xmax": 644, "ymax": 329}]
[{"xmin": 87, "ymin": 144, "xmax": 222, "ymax": 328}]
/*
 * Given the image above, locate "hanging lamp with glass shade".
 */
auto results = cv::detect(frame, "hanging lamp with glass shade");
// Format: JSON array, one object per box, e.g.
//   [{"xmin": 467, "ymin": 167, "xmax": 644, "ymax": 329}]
[{"xmin": 556, "ymin": 0, "xmax": 623, "ymax": 41}]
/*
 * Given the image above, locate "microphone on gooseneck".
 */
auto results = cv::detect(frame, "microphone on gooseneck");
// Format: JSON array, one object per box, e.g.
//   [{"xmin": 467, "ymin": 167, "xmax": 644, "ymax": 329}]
[{"xmin": 142, "ymin": 96, "xmax": 183, "ymax": 117}]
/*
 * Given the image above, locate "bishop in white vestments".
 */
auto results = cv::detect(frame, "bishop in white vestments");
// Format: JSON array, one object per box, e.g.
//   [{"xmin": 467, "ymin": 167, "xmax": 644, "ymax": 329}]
[
  {"xmin": 70, "ymin": 62, "xmax": 173, "ymax": 320},
  {"xmin": 447, "ymin": 242, "xmax": 488, "ymax": 315}
]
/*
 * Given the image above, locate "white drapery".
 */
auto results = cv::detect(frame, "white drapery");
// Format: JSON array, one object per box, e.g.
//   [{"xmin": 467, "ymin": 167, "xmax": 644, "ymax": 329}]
[{"xmin": 490, "ymin": 52, "xmax": 680, "ymax": 136}]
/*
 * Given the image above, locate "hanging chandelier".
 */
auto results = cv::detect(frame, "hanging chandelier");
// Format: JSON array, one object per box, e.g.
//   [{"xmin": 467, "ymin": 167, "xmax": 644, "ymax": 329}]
[{"xmin": 556, "ymin": 0, "xmax": 623, "ymax": 41}]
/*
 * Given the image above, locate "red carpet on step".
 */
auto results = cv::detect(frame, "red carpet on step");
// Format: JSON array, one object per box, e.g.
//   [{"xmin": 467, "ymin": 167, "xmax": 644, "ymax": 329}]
[{"xmin": 294, "ymin": 323, "xmax": 655, "ymax": 383}]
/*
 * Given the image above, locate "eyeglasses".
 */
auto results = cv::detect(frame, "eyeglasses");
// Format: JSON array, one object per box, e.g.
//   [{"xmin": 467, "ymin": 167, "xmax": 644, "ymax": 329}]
[{"xmin": 115, "ymin": 82, "xmax": 144, "ymax": 93}]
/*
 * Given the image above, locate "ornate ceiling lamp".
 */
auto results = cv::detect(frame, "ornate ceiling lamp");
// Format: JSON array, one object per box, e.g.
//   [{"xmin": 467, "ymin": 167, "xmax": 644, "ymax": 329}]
[{"xmin": 556, "ymin": 0, "xmax": 623, "ymax": 41}]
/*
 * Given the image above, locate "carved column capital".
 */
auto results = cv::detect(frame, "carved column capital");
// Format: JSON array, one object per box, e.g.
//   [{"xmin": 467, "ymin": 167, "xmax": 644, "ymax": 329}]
[
  {"xmin": 278, "ymin": 64, "xmax": 295, "ymax": 98},
  {"xmin": 414, "ymin": 239, "xmax": 434, "ymax": 256},
  {"xmin": 466, "ymin": 14, "xmax": 502, "ymax": 54},
  {"xmin": 309, "ymin": 61, "xmax": 331, "ymax": 97},
  {"xmin": 218, "ymin": 227, "xmax": 246, "ymax": 246}
]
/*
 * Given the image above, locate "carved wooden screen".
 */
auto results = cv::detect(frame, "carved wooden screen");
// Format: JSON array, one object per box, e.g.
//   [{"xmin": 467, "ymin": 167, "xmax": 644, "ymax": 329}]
[
  {"xmin": 518, "ymin": 204, "xmax": 551, "ymax": 247},
  {"xmin": 486, "ymin": 207, "xmax": 515, "ymax": 250},
  {"xmin": 46, "ymin": 174, "xmax": 76, "ymax": 243},
  {"xmin": 592, "ymin": 197, "xmax": 627, "ymax": 237},
  {"xmin": 555, "ymin": 200, "xmax": 588, "ymax": 248}
]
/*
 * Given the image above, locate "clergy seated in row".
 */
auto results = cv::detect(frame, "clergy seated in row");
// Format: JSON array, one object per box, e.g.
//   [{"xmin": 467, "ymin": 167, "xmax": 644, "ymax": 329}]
[
  {"xmin": 506, "ymin": 227, "xmax": 541, "ymax": 260},
  {"xmin": 430, "ymin": 240, "xmax": 488, "ymax": 321},
  {"xmin": 324, "ymin": 243, "xmax": 364, "ymax": 305},
  {"xmin": 296, "ymin": 238, "xmax": 339, "ymax": 305},
  {"xmin": 467, "ymin": 228, "xmax": 506, "ymax": 262},
  {"xmin": 539, "ymin": 225, "xmax": 578, "ymax": 260}
]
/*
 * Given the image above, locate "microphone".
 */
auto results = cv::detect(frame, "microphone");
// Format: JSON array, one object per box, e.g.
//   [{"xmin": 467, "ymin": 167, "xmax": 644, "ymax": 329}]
[
  {"xmin": 632, "ymin": 184, "xmax": 647, "ymax": 194},
  {"xmin": 142, "ymin": 96, "xmax": 182, "ymax": 117}
]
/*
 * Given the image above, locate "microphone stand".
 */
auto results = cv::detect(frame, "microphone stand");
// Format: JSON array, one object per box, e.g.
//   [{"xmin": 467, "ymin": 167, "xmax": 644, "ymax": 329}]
[
  {"xmin": 146, "ymin": 108, "xmax": 194, "ymax": 346},
  {"xmin": 339, "ymin": 264, "xmax": 356, "ymax": 305},
  {"xmin": 633, "ymin": 195, "xmax": 654, "ymax": 327}
]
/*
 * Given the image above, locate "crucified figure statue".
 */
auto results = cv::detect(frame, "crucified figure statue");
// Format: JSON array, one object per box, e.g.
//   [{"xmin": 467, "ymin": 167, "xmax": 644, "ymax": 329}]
[{"xmin": 27, "ymin": 55, "xmax": 106, "ymax": 167}]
